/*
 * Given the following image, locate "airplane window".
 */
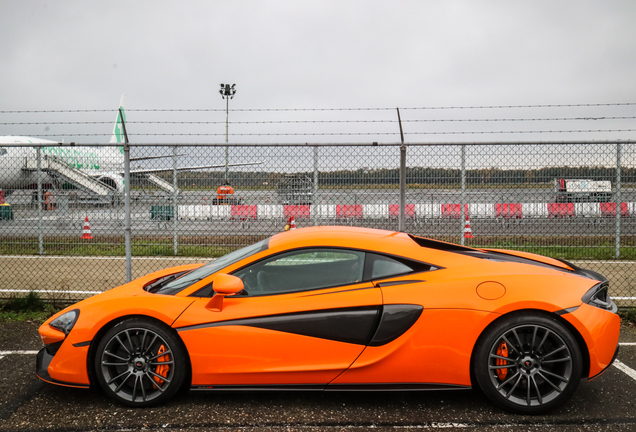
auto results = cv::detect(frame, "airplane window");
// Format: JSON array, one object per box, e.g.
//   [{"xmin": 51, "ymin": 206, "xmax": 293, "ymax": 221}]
[{"xmin": 0, "ymin": 148, "xmax": 7, "ymax": 156}]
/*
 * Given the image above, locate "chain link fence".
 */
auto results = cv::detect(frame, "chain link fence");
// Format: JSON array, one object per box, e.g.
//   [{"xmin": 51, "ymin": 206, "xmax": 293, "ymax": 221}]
[{"xmin": 0, "ymin": 142, "xmax": 634, "ymax": 306}]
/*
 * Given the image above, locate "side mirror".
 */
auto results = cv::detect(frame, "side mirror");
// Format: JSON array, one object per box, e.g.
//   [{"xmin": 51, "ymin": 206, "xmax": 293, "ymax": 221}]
[{"xmin": 206, "ymin": 273, "xmax": 244, "ymax": 312}]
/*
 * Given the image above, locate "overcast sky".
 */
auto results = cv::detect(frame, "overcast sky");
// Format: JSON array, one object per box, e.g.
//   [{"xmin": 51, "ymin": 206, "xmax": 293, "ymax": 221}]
[{"xmin": 1, "ymin": 0, "xmax": 636, "ymax": 145}]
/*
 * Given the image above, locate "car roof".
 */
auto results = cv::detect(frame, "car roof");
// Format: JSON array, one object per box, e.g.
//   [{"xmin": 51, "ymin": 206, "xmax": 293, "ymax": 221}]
[
  {"xmin": 267, "ymin": 226, "xmax": 456, "ymax": 264},
  {"xmin": 269, "ymin": 226, "xmax": 404, "ymax": 248}
]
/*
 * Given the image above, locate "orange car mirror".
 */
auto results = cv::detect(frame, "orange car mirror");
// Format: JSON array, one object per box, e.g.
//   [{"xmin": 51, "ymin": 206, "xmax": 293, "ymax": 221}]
[{"xmin": 205, "ymin": 273, "xmax": 244, "ymax": 312}]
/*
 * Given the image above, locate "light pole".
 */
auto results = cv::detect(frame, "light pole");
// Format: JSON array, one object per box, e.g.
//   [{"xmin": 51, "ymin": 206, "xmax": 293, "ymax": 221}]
[{"xmin": 219, "ymin": 83, "xmax": 236, "ymax": 182}]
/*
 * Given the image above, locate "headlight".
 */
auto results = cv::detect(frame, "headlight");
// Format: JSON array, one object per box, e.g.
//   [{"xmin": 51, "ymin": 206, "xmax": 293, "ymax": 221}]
[
  {"xmin": 582, "ymin": 283, "xmax": 617, "ymax": 313},
  {"xmin": 49, "ymin": 309, "xmax": 80, "ymax": 335}
]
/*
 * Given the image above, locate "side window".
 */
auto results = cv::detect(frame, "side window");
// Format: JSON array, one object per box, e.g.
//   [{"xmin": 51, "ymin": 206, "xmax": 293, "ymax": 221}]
[
  {"xmin": 233, "ymin": 248, "xmax": 365, "ymax": 296},
  {"xmin": 371, "ymin": 256, "xmax": 413, "ymax": 279},
  {"xmin": 365, "ymin": 253, "xmax": 433, "ymax": 280}
]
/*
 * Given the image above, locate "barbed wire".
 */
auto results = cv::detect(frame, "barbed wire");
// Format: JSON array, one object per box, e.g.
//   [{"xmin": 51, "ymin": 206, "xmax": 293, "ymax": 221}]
[
  {"xmin": 2, "ymin": 116, "xmax": 636, "ymax": 126},
  {"xmin": 1, "ymin": 102, "xmax": 636, "ymax": 114},
  {"xmin": 17, "ymin": 129, "xmax": 636, "ymax": 138}
]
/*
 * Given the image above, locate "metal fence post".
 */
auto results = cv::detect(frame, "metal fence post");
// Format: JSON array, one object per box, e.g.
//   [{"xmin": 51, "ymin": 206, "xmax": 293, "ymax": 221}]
[
  {"xmin": 397, "ymin": 108, "xmax": 406, "ymax": 232},
  {"xmin": 615, "ymin": 142, "xmax": 622, "ymax": 259},
  {"xmin": 124, "ymin": 142, "xmax": 132, "ymax": 282},
  {"xmin": 399, "ymin": 144, "xmax": 406, "ymax": 232},
  {"xmin": 313, "ymin": 146, "xmax": 319, "ymax": 226},
  {"xmin": 460, "ymin": 144, "xmax": 466, "ymax": 246},
  {"xmin": 224, "ymin": 146, "xmax": 229, "ymax": 183},
  {"xmin": 37, "ymin": 147, "xmax": 43, "ymax": 255},
  {"xmin": 173, "ymin": 145, "xmax": 179, "ymax": 255}
]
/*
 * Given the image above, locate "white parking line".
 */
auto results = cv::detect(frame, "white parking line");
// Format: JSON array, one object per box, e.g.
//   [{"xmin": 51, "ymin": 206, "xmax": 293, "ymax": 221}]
[
  {"xmin": 0, "ymin": 350, "xmax": 39, "ymax": 355},
  {"xmin": 395, "ymin": 423, "xmax": 472, "ymax": 428},
  {"xmin": 613, "ymin": 360, "xmax": 636, "ymax": 382}
]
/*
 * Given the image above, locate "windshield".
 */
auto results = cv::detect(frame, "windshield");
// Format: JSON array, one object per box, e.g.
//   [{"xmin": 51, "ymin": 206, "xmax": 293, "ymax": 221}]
[{"xmin": 154, "ymin": 238, "xmax": 270, "ymax": 295}]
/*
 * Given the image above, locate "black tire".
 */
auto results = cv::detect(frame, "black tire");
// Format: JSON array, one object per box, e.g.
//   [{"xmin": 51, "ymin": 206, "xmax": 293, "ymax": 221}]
[
  {"xmin": 94, "ymin": 318, "xmax": 187, "ymax": 407},
  {"xmin": 473, "ymin": 312, "xmax": 582, "ymax": 414}
]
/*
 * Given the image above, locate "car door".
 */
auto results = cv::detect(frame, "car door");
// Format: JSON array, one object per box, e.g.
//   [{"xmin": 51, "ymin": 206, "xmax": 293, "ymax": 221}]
[{"xmin": 172, "ymin": 248, "xmax": 382, "ymax": 388}]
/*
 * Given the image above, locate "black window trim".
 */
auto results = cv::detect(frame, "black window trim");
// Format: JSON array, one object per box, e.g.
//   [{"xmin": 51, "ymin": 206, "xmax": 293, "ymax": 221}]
[{"xmin": 190, "ymin": 246, "xmax": 441, "ymax": 298}]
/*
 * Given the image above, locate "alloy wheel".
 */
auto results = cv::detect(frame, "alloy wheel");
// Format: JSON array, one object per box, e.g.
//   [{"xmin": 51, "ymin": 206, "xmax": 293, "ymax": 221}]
[
  {"xmin": 99, "ymin": 327, "xmax": 176, "ymax": 404},
  {"xmin": 486, "ymin": 323, "xmax": 574, "ymax": 408}
]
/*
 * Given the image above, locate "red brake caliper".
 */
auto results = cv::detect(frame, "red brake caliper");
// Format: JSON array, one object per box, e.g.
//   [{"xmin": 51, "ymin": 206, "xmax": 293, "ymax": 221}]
[
  {"xmin": 153, "ymin": 344, "xmax": 170, "ymax": 388},
  {"xmin": 496, "ymin": 341, "xmax": 508, "ymax": 381}
]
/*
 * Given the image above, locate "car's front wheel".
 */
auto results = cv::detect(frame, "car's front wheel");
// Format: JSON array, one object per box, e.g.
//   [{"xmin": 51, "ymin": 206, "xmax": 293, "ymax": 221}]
[
  {"xmin": 94, "ymin": 318, "xmax": 187, "ymax": 407},
  {"xmin": 474, "ymin": 312, "xmax": 583, "ymax": 414}
]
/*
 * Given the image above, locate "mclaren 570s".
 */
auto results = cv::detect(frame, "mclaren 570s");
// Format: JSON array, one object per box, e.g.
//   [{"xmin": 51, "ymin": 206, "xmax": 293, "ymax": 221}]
[{"xmin": 37, "ymin": 226, "xmax": 620, "ymax": 414}]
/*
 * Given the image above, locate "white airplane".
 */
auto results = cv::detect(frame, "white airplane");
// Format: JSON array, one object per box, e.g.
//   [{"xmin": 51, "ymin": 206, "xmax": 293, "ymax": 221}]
[{"xmin": 0, "ymin": 96, "xmax": 259, "ymax": 198}]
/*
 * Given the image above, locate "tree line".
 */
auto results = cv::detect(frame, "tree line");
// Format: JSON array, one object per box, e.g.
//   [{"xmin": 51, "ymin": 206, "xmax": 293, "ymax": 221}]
[{"xmin": 148, "ymin": 166, "xmax": 636, "ymax": 189}]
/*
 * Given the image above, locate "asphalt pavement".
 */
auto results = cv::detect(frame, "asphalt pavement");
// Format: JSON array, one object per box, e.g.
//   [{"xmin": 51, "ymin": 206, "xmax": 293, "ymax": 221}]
[{"xmin": 0, "ymin": 321, "xmax": 635, "ymax": 432}]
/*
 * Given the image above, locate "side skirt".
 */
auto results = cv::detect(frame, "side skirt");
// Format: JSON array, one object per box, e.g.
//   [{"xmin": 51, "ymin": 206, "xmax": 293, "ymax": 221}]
[{"xmin": 191, "ymin": 383, "xmax": 471, "ymax": 392}]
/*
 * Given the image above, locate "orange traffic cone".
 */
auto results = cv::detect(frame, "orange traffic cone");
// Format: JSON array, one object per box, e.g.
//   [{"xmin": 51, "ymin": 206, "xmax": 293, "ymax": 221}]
[
  {"xmin": 463, "ymin": 214, "xmax": 473, "ymax": 239},
  {"xmin": 81, "ymin": 216, "xmax": 93, "ymax": 239}
]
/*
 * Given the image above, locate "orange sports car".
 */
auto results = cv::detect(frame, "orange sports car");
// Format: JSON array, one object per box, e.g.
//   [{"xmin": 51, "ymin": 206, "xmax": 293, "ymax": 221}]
[{"xmin": 37, "ymin": 226, "xmax": 620, "ymax": 414}]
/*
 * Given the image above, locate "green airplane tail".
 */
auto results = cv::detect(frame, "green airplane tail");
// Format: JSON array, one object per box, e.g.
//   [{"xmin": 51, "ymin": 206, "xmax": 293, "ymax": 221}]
[{"xmin": 110, "ymin": 94, "xmax": 127, "ymax": 153}]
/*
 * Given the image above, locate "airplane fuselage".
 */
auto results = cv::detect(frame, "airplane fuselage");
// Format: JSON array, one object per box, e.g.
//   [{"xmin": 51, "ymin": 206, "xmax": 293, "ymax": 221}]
[{"xmin": 0, "ymin": 137, "xmax": 125, "ymax": 193}]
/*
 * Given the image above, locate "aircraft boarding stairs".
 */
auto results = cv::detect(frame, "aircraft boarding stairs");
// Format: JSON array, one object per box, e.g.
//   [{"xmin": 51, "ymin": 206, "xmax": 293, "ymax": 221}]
[
  {"xmin": 25, "ymin": 155, "xmax": 116, "ymax": 196},
  {"xmin": 142, "ymin": 173, "xmax": 179, "ymax": 194}
]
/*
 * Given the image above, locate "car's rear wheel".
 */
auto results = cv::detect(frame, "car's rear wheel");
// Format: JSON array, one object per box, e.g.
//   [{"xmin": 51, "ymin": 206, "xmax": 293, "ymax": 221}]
[
  {"xmin": 474, "ymin": 313, "xmax": 582, "ymax": 414},
  {"xmin": 94, "ymin": 318, "xmax": 186, "ymax": 407}
]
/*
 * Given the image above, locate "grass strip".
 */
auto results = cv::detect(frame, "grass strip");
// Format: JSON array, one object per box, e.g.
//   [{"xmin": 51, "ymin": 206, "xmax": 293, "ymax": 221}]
[
  {"xmin": 0, "ymin": 292, "xmax": 64, "ymax": 324},
  {"xmin": 0, "ymin": 235, "xmax": 634, "ymax": 260}
]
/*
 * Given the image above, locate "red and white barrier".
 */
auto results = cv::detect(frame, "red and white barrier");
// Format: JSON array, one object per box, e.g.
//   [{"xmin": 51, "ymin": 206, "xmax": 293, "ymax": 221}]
[
  {"xmin": 175, "ymin": 203, "xmax": 636, "ymax": 221},
  {"xmin": 600, "ymin": 202, "xmax": 631, "ymax": 218},
  {"xmin": 495, "ymin": 203, "xmax": 523, "ymax": 218},
  {"xmin": 414, "ymin": 203, "xmax": 442, "ymax": 218}
]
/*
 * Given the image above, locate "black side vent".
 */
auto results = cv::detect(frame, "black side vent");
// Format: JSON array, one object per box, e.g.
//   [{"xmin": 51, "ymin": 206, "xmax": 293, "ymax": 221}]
[
  {"xmin": 407, "ymin": 234, "xmax": 477, "ymax": 252},
  {"xmin": 459, "ymin": 250, "xmax": 578, "ymax": 273}
]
